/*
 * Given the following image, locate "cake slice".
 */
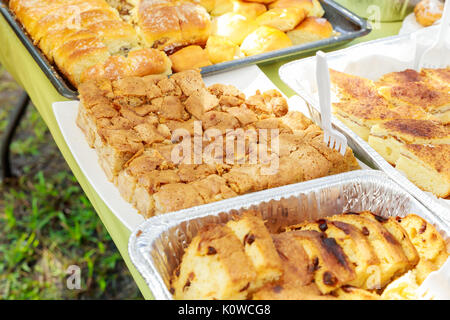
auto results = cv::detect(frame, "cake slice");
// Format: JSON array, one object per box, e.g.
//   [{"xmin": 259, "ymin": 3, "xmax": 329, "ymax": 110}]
[
  {"xmin": 368, "ymin": 119, "xmax": 450, "ymax": 164},
  {"xmin": 377, "ymin": 81, "xmax": 450, "ymax": 123},
  {"xmin": 251, "ymin": 232, "xmax": 336, "ymax": 300},
  {"xmin": 287, "ymin": 219, "xmax": 380, "ymax": 289},
  {"xmin": 286, "ymin": 230, "xmax": 356, "ymax": 294},
  {"xmin": 332, "ymin": 99, "xmax": 401, "ymax": 141},
  {"xmin": 375, "ymin": 69, "xmax": 425, "ymax": 87},
  {"xmin": 329, "ymin": 69, "xmax": 383, "ymax": 102},
  {"xmin": 170, "ymin": 224, "xmax": 258, "ymax": 300},
  {"xmin": 421, "ymin": 67, "xmax": 450, "ymax": 91},
  {"xmin": 397, "ymin": 214, "xmax": 449, "ymax": 284},
  {"xmin": 358, "ymin": 212, "xmax": 419, "ymax": 268},
  {"xmin": 226, "ymin": 211, "xmax": 283, "ymax": 291},
  {"xmin": 327, "ymin": 213, "xmax": 410, "ymax": 288},
  {"xmin": 395, "ymin": 144, "xmax": 450, "ymax": 198}
]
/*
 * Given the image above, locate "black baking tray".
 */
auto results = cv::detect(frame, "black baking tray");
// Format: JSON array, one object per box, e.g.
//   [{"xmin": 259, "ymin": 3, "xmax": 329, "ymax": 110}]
[{"xmin": 0, "ymin": 0, "xmax": 370, "ymax": 100}]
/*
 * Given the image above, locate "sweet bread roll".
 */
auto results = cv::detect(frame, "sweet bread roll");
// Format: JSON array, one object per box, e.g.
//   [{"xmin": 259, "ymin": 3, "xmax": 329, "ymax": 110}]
[
  {"xmin": 210, "ymin": 0, "xmax": 234, "ymax": 16},
  {"xmin": 287, "ymin": 17, "xmax": 333, "ymax": 45},
  {"xmin": 255, "ymin": 8, "xmax": 306, "ymax": 32},
  {"xmin": 232, "ymin": 0, "xmax": 267, "ymax": 18},
  {"xmin": 206, "ymin": 35, "xmax": 244, "ymax": 64},
  {"xmin": 86, "ymin": 20, "xmax": 140, "ymax": 54},
  {"xmin": 240, "ymin": 26, "xmax": 292, "ymax": 56},
  {"xmin": 244, "ymin": 0, "xmax": 277, "ymax": 4},
  {"xmin": 414, "ymin": 0, "xmax": 444, "ymax": 27},
  {"xmin": 193, "ymin": 0, "xmax": 216, "ymax": 12},
  {"xmin": 269, "ymin": 0, "xmax": 324, "ymax": 17},
  {"xmin": 39, "ymin": 29, "xmax": 98, "ymax": 63},
  {"xmin": 137, "ymin": 2, "xmax": 211, "ymax": 53},
  {"xmin": 169, "ymin": 45, "xmax": 212, "ymax": 72},
  {"xmin": 80, "ymin": 48, "xmax": 172, "ymax": 83},
  {"xmin": 212, "ymin": 12, "xmax": 258, "ymax": 45},
  {"xmin": 53, "ymin": 37, "xmax": 111, "ymax": 86}
]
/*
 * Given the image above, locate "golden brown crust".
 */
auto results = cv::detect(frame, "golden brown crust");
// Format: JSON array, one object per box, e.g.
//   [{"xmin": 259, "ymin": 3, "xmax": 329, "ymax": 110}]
[
  {"xmin": 376, "ymin": 69, "xmax": 425, "ymax": 87},
  {"xmin": 414, "ymin": 0, "xmax": 443, "ymax": 27},
  {"xmin": 77, "ymin": 70, "xmax": 359, "ymax": 216},
  {"xmin": 169, "ymin": 45, "xmax": 212, "ymax": 72},
  {"xmin": 402, "ymin": 144, "xmax": 450, "ymax": 180},
  {"xmin": 381, "ymin": 119, "xmax": 450, "ymax": 140},
  {"xmin": 171, "ymin": 210, "xmax": 447, "ymax": 300},
  {"xmin": 380, "ymin": 82, "xmax": 450, "ymax": 113}
]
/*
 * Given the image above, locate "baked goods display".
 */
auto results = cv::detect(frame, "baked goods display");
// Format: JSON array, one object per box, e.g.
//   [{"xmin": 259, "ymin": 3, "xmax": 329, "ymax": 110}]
[
  {"xmin": 9, "ymin": 0, "xmax": 336, "ymax": 87},
  {"xmin": 329, "ymin": 67, "xmax": 450, "ymax": 198},
  {"xmin": 414, "ymin": 0, "xmax": 444, "ymax": 27},
  {"xmin": 170, "ymin": 210, "xmax": 449, "ymax": 299},
  {"xmin": 77, "ymin": 69, "xmax": 360, "ymax": 218}
]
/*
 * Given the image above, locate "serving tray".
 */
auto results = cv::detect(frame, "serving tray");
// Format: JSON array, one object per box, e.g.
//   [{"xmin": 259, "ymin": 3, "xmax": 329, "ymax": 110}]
[
  {"xmin": 53, "ymin": 64, "xmax": 369, "ymax": 231},
  {"xmin": 279, "ymin": 26, "xmax": 450, "ymax": 224},
  {"xmin": 0, "ymin": 0, "xmax": 370, "ymax": 99},
  {"xmin": 128, "ymin": 170, "xmax": 449, "ymax": 300}
]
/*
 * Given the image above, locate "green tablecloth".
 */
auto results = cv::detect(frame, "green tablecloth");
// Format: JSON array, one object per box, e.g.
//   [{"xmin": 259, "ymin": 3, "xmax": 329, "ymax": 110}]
[{"xmin": 0, "ymin": 14, "xmax": 403, "ymax": 299}]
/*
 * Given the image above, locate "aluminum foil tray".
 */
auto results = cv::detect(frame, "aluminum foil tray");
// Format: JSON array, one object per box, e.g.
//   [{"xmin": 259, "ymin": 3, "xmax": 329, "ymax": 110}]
[
  {"xmin": 278, "ymin": 28, "xmax": 450, "ymax": 224},
  {"xmin": 128, "ymin": 170, "xmax": 449, "ymax": 300}
]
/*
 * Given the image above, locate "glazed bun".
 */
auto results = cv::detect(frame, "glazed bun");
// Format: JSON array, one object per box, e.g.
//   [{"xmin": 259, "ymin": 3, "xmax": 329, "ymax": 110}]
[
  {"xmin": 240, "ymin": 26, "xmax": 292, "ymax": 56},
  {"xmin": 169, "ymin": 45, "xmax": 212, "ymax": 72},
  {"xmin": 137, "ymin": 2, "xmax": 211, "ymax": 53},
  {"xmin": 232, "ymin": 0, "xmax": 267, "ymax": 18},
  {"xmin": 212, "ymin": 12, "xmax": 258, "ymax": 45},
  {"xmin": 255, "ymin": 7, "xmax": 306, "ymax": 32},
  {"xmin": 414, "ymin": 0, "xmax": 444, "ymax": 27},
  {"xmin": 80, "ymin": 48, "xmax": 172, "ymax": 83},
  {"xmin": 269, "ymin": 0, "xmax": 324, "ymax": 17},
  {"xmin": 211, "ymin": 0, "xmax": 234, "ymax": 16},
  {"xmin": 206, "ymin": 35, "xmax": 244, "ymax": 63},
  {"xmin": 244, "ymin": 0, "xmax": 276, "ymax": 4},
  {"xmin": 193, "ymin": 0, "xmax": 216, "ymax": 12},
  {"xmin": 287, "ymin": 17, "xmax": 333, "ymax": 45}
]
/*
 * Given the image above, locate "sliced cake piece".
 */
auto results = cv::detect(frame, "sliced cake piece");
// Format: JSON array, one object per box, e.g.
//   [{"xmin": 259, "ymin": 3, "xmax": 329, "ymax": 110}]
[
  {"xmin": 395, "ymin": 144, "xmax": 450, "ymax": 198},
  {"xmin": 421, "ymin": 67, "xmax": 450, "ymax": 91},
  {"xmin": 327, "ymin": 212, "xmax": 410, "ymax": 288},
  {"xmin": 397, "ymin": 214, "xmax": 449, "ymax": 284},
  {"xmin": 377, "ymin": 81, "xmax": 450, "ymax": 123},
  {"xmin": 375, "ymin": 69, "xmax": 424, "ymax": 87},
  {"xmin": 329, "ymin": 69, "xmax": 382, "ymax": 102},
  {"xmin": 368, "ymin": 119, "xmax": 450, "ymax": 164},
  {"xmin": 252, "ymin": 232, "xmax": 335, "ymax": 300},
  {"xmin": 287, "ymin": 219, "xmax": 380, "ymax": 289},
  {"xmin": 226, "ymin": 211, "xmax": 283, "ymax": 291},
  {"xmin": 286, "ymin": 230, "xmax": 356, "ymax": 294},
  {"xmin": 171, "ymin": 224, "xmax": 257, "ymax": 300},
  {"xmin": 332, "ymin": 99, "xmax": 401, "ymax": 141},
  {"xmin": 358, "ymin": 211, "xmax": 419, "ymax": 268}
]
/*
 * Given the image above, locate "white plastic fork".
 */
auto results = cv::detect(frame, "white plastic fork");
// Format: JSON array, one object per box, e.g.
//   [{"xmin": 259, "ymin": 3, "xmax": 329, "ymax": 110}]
[
  {"xmin": 315, "ymin": 51, "xmax": 347, "ymax": 156},
  {"xmin": 417, "ymin": 258, "xmax": 450, "ymax": 300},
  {"xmin": 418, "ymin": 0, "xmax": 450, "ymax": 69}
]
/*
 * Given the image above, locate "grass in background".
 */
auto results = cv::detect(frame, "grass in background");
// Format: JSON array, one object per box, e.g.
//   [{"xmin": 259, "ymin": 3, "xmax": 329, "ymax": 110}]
[{"xmin": 0, "ymin": 65, "xmax": 142, "ymax": 299}]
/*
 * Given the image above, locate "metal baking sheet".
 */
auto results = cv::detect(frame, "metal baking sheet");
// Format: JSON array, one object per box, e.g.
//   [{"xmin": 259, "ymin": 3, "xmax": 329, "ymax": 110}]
[
  {"xmin": 0, "ymin": 0, "xmax": 370, "ymax": 99},
  {"xmin": 278, "ymin": 27, "xmax": 450, "ymax": 224},
  {"xmin": 128, "ymin": 170, "xmax": 450, "ymax": 300}
]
